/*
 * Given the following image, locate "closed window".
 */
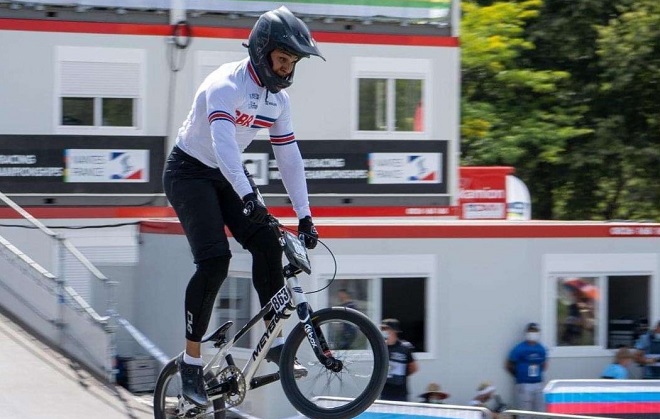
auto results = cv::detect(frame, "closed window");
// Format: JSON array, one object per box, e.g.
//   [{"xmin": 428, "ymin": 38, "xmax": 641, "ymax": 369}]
[
  {"xmin": 62, "ymin": 97, "xmax": 134, "ymax": 127},
  {"xmin": 56, "ymin": 46, "xmax": 144, "ymax": 133},
  {"xmin": 352, "ymin": 57, "xmax": 430, "ymax": 139}
]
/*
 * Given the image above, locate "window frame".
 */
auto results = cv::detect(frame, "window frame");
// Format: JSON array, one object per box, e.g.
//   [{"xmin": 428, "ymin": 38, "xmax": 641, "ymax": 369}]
[
  {"xmin": 314, "ymin": 254, "xmax": 437, "ymax": 359},
  {"xmin": 54, "ymin": 46, "xmax": 145, "ymax": 135},
  {"xmin": 351, "ymin": 57, "xmax": 432, "ymax": 140},
  {"xmin": 542, "ymin": 253, "xmax": 659, "ymax": 357}
]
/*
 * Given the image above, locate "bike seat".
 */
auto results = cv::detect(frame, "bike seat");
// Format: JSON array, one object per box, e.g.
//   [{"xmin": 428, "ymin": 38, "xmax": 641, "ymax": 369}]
[{"xmin": 201, "ymin": 321, "xmax": 233, "ymax": 344}]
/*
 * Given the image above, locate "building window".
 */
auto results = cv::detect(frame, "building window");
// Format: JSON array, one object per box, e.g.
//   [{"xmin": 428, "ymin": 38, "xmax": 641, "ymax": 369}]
[
  {"xmin": 556, "ymin": 276, "xmax": 599, "ymax": 346},
  {"xmin": 215, "ymin": 275, "xmax": 253, "ymax": 349},
  {"xmin": 327, "ymin": 276, "xmax": 427, "ymax": 352},
  {"xmin": 357, "ymin": 78, "xmax": 424, "ymax": 132},
  {"xmin": 56, "ymin": 46, "xmax": 144, "ymax": 134},
  {"xmin": 544, "ymin": 254, "xmax": 657, "ymax": 355},
  {"xmin": 352, "ymin": 57, "xmax": 430, "ymax": 139},
  {"xmin": 62, "ymin": 97, "xmax": 134, "ymax": 127},
  {"xmin": 554, "ymin": 275, "xmax": 650, "ymax": 349}
]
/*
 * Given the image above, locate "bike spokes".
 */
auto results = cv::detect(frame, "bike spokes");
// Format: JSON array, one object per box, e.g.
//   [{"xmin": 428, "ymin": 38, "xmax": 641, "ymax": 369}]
[{"xmin": 288, "ymin": 319, "xmax": 377, "ymax": 406}]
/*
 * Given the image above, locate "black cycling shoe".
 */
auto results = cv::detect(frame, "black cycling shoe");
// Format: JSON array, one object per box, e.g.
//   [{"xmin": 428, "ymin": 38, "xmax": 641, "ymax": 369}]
[
  {"xmin": 177, "ymin": 354, "xmax": 209, "ymax": 407},
  {"xmin": 266, "ymin": 344, "xmax": 308, "ymax": 378}
]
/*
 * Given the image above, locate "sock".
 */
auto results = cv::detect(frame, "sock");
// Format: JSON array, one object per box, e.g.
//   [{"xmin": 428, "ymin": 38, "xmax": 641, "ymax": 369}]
[
  {"xmin": 183, "ymin": 352, "xmax": 204, "ymax": 366},
  {"xmin": 272, "ymin": 337, "xmax": 285, "ymax": 347}
]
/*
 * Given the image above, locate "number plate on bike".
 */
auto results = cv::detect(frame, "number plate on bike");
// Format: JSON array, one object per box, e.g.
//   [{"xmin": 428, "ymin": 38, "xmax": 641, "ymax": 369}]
[{"xmin": 270, "ymin": 287, "xmax": 291, "ymax": 312}]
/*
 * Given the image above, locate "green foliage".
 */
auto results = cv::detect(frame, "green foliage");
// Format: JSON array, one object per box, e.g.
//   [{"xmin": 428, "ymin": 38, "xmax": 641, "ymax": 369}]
[{"xmin": 460, "ymin": 0, "xmax": 660, "ymax": 220}]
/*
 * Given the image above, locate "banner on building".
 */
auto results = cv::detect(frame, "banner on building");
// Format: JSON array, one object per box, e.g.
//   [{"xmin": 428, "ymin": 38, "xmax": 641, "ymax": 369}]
[
  {"xmin": 244, "ymin": 140, "xmax": 449, "ymax": 196},
  {"xmin": 0, "ymin": 135, "xmax": 164, "ymax": 195}
]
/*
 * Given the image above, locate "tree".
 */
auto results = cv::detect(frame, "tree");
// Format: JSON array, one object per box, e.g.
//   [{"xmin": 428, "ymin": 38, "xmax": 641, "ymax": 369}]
[
  {"xmin": 461, "ymin": 0, "xmax": 591, "ymax": 218},
  {"xmin": 593, "ymin": 0, "xmax": 660, "ymax": 220}
]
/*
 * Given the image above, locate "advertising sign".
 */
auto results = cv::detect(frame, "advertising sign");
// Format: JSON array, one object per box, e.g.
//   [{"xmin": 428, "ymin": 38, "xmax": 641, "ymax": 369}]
[
  {"xmin": 64, "ymin": 149, "xmax": 149, "ymax": 183},
  {"xmin": 459, "ymin": 166, "xmax": 513, "ymax": 220},
  {"xmin": 0, "ymin": 135, "xmax": 164, "ymax": 196},
  {"xmin": 243, "ymin": 140, "xmax": 449, "ymax": 196},
  {"xmin": 369, "ymin": 153, "xmax": 442, "ymax": 184}
]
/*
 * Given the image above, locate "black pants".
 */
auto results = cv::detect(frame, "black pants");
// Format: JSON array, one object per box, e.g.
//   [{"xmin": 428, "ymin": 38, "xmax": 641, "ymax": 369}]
[{"xmin": 163, "ymin": 146, "xmax": 284, "ymax": 341}]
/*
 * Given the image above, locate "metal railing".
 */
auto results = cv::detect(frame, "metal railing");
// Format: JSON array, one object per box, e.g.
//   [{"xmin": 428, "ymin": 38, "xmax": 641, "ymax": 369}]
[{"xmin": 0, "ymin": 190, "xmax": 117, "ymax": 382}]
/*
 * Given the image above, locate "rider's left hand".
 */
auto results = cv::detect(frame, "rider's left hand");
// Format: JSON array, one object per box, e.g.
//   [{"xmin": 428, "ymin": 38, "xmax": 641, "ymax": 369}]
[{"xmin": 298, "ymin": 216, "xmax": 318, "ymax": 249}]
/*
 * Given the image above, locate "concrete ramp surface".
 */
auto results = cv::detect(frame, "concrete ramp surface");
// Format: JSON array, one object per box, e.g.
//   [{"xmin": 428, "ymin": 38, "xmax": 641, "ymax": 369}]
[{"xmin": 0, "ymin": 311, "xmax": 152, "ymax": 419}]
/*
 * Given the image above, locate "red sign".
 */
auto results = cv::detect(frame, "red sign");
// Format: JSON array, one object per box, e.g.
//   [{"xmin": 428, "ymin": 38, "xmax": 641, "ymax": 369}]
[{"xmin": 458, "ymin": 166, "xmax": 514, "ymax": 220}]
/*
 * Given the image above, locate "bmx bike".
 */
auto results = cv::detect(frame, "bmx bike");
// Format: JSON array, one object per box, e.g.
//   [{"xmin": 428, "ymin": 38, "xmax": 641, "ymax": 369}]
[{"xmin": 153, "ymin": 215, "xmax": 388, "ymax": 419}]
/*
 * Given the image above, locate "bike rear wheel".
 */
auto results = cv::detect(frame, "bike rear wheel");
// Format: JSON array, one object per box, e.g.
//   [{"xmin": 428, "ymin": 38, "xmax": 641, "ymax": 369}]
[
  {"xmin": 153, "ymin": 357, "xmax": 225, "ymax": 419},
  {"xmin": 280, "ymin": 307, "xmax": 388, "ymax": 419}
]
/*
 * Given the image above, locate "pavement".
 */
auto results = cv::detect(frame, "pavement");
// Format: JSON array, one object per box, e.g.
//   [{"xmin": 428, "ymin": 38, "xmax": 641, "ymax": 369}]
[{"xmin": 0, "ymin": 310, "xmax": 153, "ymax": 419}]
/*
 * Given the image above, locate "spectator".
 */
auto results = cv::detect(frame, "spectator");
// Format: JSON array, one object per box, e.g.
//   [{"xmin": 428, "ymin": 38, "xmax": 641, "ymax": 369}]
[
  {"xmin": 419, "ymin": 382, "xmax": 450, "ymax": 404},
  {"xmin": 601, "ymin": 347, "xmax": 634, "ymax": 379},
  {"xmin": 468, "ymin": 382, "xmax": 507, "ymax": 419},
  {"xmin": 379, "ymin": 318, "xmax": 419, "ymax": 401},
  {"xmin": 505, "ymin": 322, "xmax": 547, "ymax": 413},
  {"xmin": 634, "ymin": 320, "xmax": 660, "ymax": 379}
]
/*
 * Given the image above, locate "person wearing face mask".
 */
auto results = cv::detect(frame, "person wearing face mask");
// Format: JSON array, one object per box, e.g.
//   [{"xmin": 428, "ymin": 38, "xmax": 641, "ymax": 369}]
[
  {"xmin": 379, "ymin": 318, "xmax": 419, "ymax": 401},
  {"xmin": 634, "ymin": 320, "xmax": 660, "ymax": 379},
  {"xmin": 505, "ymin": 322, "xmax": 548, "ymax": 414}
]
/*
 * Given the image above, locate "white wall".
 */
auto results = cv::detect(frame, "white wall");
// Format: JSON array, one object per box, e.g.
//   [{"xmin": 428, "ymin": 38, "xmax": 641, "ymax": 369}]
[
  {"xmin": 0, "ymin": 28, "xmax": 459, "ymax": 145},
  {"xmin": 135, "ymin": 223, "xmax": 660, "ymax": 418}
]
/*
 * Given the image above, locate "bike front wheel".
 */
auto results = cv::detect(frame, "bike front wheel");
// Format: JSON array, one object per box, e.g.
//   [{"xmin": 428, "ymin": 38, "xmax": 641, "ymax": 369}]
[
  {"xmin": 153, "ymin": 357, "xmax": 226, "ymax": 419},
  {"xmin": 280, "ymin": 307, "xmax": 388, "ymax": 419}
]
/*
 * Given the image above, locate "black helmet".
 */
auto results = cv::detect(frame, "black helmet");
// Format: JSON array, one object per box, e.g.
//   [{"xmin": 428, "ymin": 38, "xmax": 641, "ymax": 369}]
[{"xmin": 246, "ymin": 6, "xmax": 324, "ymax": 93}]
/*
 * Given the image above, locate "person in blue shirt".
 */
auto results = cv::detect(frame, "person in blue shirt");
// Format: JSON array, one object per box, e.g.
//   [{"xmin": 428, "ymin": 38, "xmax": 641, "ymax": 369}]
[
  {"xmin": 505, "ymin": 322, "xmax": 548, "ymax": 413},
  {"xmin": 634, "ymin": 320, "xmax": 660, "ymax": 379},
  {"xmin": 601, "ymin": 347, "xmax": 634, "ymax": 379}
]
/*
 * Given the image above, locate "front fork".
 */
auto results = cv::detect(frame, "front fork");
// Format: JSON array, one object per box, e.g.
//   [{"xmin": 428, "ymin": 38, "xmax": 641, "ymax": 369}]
[{"xmin": 285, "ymin": 265, "xmax": 343, "ymax": 371}]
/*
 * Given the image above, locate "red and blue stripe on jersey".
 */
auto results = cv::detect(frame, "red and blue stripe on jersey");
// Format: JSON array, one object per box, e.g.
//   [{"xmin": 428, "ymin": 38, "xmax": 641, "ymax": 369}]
[
  {"xmin": 251, "ymin": 115, "xmax": 276, "ymax": 129},
  {"xmin": 270, "ymin": 133, "xmax": 295, "ymax": 146},
  {"xmin": 208, "ymin": 110, "xmax": 235, "ymax": 125}
]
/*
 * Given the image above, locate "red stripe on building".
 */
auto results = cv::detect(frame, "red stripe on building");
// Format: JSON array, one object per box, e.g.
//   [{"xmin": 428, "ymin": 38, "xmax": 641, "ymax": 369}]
[
  {"xmin": 0, "ymin": 18, "xmax": 459, "ymax": 47},
  {"xmin": 139, "ymin": 220, "xmax": 660, "ymax": 239},
  {"xmin": 1, "ymin": 206, "xmax": 658, "ymax": 238}
]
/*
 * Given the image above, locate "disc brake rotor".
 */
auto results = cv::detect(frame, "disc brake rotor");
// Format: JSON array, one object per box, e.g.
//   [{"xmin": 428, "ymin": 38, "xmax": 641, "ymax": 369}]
[{"xmin": 217, "ymin": 365, "xmax": 246, "ymax": 407}]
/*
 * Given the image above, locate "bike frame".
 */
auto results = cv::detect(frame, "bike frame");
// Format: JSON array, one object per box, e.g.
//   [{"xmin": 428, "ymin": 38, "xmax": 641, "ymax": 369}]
[{"xmin": 202, "ymin": 234, "xmax": 333, "ymax": 403}]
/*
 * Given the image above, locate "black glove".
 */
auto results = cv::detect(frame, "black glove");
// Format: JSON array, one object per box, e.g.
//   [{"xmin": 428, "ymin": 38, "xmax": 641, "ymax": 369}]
[
  {"xmin": 242, "ymin": 193, "xmax": 268, "ymax": 223},
  {"xmin": 298, "ymin": 216, "xmax": 318, "ymax": 249}
]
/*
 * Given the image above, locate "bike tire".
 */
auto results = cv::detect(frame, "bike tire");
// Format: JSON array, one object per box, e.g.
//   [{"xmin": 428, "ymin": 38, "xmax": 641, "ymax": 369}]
[
  {"xmin": 153, "ymin": 357, "xmax": 226, "ymax": 419},
  {"xmin": 280, "ymin": 307, "xmax": 388, "ymax": 419}
]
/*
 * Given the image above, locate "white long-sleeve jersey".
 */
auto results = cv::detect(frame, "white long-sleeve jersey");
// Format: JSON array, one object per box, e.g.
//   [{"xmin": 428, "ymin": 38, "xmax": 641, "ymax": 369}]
[{"xmin": 175, "ymin": 57, "xmax": 311, "ymax": 219}]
